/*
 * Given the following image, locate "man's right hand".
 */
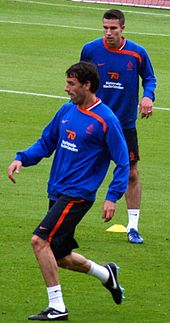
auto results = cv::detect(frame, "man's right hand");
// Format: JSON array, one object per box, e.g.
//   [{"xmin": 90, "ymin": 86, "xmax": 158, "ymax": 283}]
[
  {"xmin": 7, "ymin": 160, "xmax": 22, "ymax": 184},
  {"xmin": 102, "ymin": 200, "xmax": 116, "ymax": 222}
]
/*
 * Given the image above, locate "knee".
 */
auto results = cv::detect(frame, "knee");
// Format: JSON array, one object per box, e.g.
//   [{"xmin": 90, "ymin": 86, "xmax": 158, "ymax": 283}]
[
  {"xmin": 129, "ymin": 165, "xmax": 139, "ymax": 183},
  {"xmin": 57, "ymin": 255, "xmax": 71, "ymax": 269},
  {"xmin": 31, "ymin": 235, "xmax": 46, "ymax": 252}
]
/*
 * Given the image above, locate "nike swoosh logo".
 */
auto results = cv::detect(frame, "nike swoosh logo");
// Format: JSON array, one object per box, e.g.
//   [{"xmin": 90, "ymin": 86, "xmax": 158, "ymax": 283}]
[
  {"xmin": 39, "ymin": 226, "xmax": 48, "ymax": 230},
  {"xmin": 47, "ymin": 313, "xmax": 67, "ymax": 319},
  {"xmin": 97, "ymin": 63, "xmax": 105, "ymax": 66},
  {"xmin": 110, "ymin": 270, "xmax": 117, "ymax": 289}
]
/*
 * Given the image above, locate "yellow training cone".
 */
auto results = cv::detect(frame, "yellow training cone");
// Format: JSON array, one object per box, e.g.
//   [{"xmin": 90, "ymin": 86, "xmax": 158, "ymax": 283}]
[{"xmin": 106, "ymin": 224, "xmax": 127, "ymax": 233}]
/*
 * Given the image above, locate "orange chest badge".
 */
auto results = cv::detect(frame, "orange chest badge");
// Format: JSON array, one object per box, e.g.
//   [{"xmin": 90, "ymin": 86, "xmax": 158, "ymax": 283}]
[
  {"xmin": 66, "ymin": 129, "xmax": 76, "ymax": 140},
  {"xmin": 107, "ymin": 72, "xmax": 119, "ymax": 80}
]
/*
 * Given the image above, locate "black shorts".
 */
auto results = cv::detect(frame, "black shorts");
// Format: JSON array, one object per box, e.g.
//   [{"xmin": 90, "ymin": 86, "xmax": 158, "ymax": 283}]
[
  {"xmin": 33, "ymin": 195, "xmax": 93, "ymax": 259},
  {"xmin": 123, "ymin": 128, "xmax": 140, "ymax": 165}
]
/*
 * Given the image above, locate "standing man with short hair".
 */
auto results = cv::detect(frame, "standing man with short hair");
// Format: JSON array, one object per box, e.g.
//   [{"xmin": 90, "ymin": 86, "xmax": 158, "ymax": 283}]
[
  {"xmin": 8, "ymin": 61, "xmax": 129, "ymax": 321},
  {"xmin": 80, "ymin": 9, "xmax": 156, "ymax": 244}
]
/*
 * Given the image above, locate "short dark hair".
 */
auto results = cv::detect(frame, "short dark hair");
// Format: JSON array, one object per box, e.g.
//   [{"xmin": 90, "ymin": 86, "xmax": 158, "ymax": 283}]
[
  {"xmin": 103, "ymin": 9, "xmax": 125, "ymax": 26},
  {"xmin": 66, "ymin": 61, "xmax": 100, "ymax": 93}
]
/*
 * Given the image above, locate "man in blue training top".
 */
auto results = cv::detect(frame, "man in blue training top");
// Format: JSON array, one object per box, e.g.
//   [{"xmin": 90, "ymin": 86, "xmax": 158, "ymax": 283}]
[
  {"xmin": 80, "ymin": 9, "xmax": 157, "ymax": 244},
  {"xmin": 8, "ymin": 61, "xmax": 129, "ymax": 321}
]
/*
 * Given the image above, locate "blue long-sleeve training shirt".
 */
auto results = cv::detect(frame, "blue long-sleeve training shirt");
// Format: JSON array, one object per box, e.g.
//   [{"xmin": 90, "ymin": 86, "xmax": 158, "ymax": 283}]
[
  {"xmin": 80, "ymin": 37, "xmax": 157, "ymax": 129},
  {"xmin": 15, "ymin": 100, "xmax": 129, "ymax": 202}
]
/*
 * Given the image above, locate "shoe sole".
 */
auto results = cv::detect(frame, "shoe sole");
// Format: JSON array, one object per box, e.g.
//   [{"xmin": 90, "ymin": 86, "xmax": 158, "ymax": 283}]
[
  {"xmin": 128, "ymin": 237, "xmax": 144, "ymax": 244},
  {"xmin": 28, "ymin": 313, "xmax": 68, "ymax": 321},
  {"xmin": 28, "ymin": 316, "xmax": 68, "ymax": 321}
]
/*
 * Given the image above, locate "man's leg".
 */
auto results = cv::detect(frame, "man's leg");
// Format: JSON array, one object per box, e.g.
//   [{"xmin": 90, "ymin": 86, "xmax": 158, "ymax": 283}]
[
  {"xmin": 58, "ymin": 252, "xmax": 124, "ymax": 305},
  {"xmin": 125, "ymin": 163, "xmax": 143, "ymax": 244},
  {"xmin": 31, "ymin": 235, "xmax": 59, "ymax": 286},
  {"xmin": 28, "ymin": 235, "xmax": 68, "ymax": 321},
  {"xmin": 28, "ymin": 195, "xmax": 94, "ymax": 320}
]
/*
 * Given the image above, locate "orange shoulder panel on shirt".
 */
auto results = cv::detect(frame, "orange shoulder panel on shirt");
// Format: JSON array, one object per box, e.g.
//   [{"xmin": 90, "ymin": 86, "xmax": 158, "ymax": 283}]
[
  {"xmin": 103, "ymin": 38, "xmax": 142, "ymax": 64},
  {"xmin": 78, "ymin": 107, "xmax": 107, "ymax": 134}
]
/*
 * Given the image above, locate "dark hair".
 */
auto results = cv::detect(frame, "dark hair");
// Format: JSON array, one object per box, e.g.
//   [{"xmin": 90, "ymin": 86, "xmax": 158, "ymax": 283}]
[
  {"xmin": 66, "ymin": 61, "xmax": 100, "ymax": 93},
  {"xmin": 103, "ymin": 9, "xmax": 125, "ymax": 26}
]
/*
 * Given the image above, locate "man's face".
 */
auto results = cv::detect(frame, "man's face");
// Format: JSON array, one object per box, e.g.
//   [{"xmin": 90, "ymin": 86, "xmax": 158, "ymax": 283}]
[
  {"xmin": 65, "ymin": 76, "xmax": 87, "ymax": 105},
  {"xmin": 103, "ymin": 18, "xmax": 125, "ymax": 48}
]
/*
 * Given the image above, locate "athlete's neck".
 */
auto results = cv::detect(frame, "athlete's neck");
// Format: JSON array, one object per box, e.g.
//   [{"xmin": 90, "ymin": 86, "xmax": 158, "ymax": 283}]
[
  {"xmin": 105, "ymin": 36, "xmax": 125, "ymax": 50},
  {"xmin": 78, "ymin": 95, "xmax": 98, "ymax": 110},
  {"xmin": 117, "ymin": 36, "xmax": 125, "ymax": 49}
]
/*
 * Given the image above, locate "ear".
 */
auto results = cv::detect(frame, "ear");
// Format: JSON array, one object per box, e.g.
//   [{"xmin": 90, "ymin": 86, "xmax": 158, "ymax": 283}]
[
  {"xmin": 84, "ymin": 80, "xmax": 91, "ymax": 91},
  {"xmin": 121, "ymin": 24, "xmax": 125, "ymax": 31}
]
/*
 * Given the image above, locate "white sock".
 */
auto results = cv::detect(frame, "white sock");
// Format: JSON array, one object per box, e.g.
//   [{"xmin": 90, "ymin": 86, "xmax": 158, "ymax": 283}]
[
  {"xmin": 127, "ymin": 209, "xmax": 140, "ymax": 233},
  {"xmin": 47, "ymin": 285, "xmax": 65, "ymax": 312},
  {"xmin": 87, "ymin": 260, "xmax": 109, "ymax": 284}
]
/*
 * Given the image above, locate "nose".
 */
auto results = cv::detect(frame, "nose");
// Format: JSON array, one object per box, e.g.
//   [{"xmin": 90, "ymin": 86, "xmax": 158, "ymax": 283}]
[
  {"xmin": 106, "ymin": 28, "xmax": 111, "ymax": 36},
  {"xmin": 64, "ymin": 85, "xmax": 69, "ymax": 93}
]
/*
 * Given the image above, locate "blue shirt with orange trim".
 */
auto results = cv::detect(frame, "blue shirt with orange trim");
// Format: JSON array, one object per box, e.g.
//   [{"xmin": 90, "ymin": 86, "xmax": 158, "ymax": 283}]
[
  {"xmin": 15, "ymin": 100, "xmax": 129, "ymax": 203},
  {"xmin": 80, "ymin": 37, "xmax": 156, "ymax": 129}
]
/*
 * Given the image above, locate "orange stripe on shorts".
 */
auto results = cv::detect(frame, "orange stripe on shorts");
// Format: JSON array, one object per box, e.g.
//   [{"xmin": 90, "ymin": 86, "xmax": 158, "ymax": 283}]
[{"xmin": 48, "ymin": 199, "xmax": 84, "ymax": 243}]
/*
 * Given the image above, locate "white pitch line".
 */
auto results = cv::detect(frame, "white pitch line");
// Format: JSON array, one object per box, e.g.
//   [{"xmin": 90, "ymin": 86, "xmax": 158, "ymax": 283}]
[
  {"xmin": 14, "ymin": 0, "xmax": 170, "ymax": 17},
  {"xmin": 0, "ymin": 89, "xmax": 169, "ymax": 111},
  {"xmin": 0, "ymin": 20, "xmax": 101, "ymax": 32},
  {"xmin": 0, "ymin": 20, "xmax": 169, "ymax": 37},
  {"xmin": 0, "ymin": 89, "xmax": 68, "ymax": 100}
]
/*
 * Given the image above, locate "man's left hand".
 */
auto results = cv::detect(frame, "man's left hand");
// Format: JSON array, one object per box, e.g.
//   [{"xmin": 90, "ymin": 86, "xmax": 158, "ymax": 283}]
[{"xmin": 139, "ymin": 97, "xmax": 153, "ymax": 119}]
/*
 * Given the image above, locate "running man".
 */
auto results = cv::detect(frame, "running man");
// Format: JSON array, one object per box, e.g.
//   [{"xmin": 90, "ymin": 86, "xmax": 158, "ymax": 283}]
[{"xmin": 8, "ymin": 61, "xmax": 129, "ymax": 321}]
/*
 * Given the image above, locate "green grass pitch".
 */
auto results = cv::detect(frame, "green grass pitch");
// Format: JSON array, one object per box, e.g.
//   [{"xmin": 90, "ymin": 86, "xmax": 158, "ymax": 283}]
[{"xmin": 0, "ymin": 0, "xmax": 170, "ymax": 322}]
